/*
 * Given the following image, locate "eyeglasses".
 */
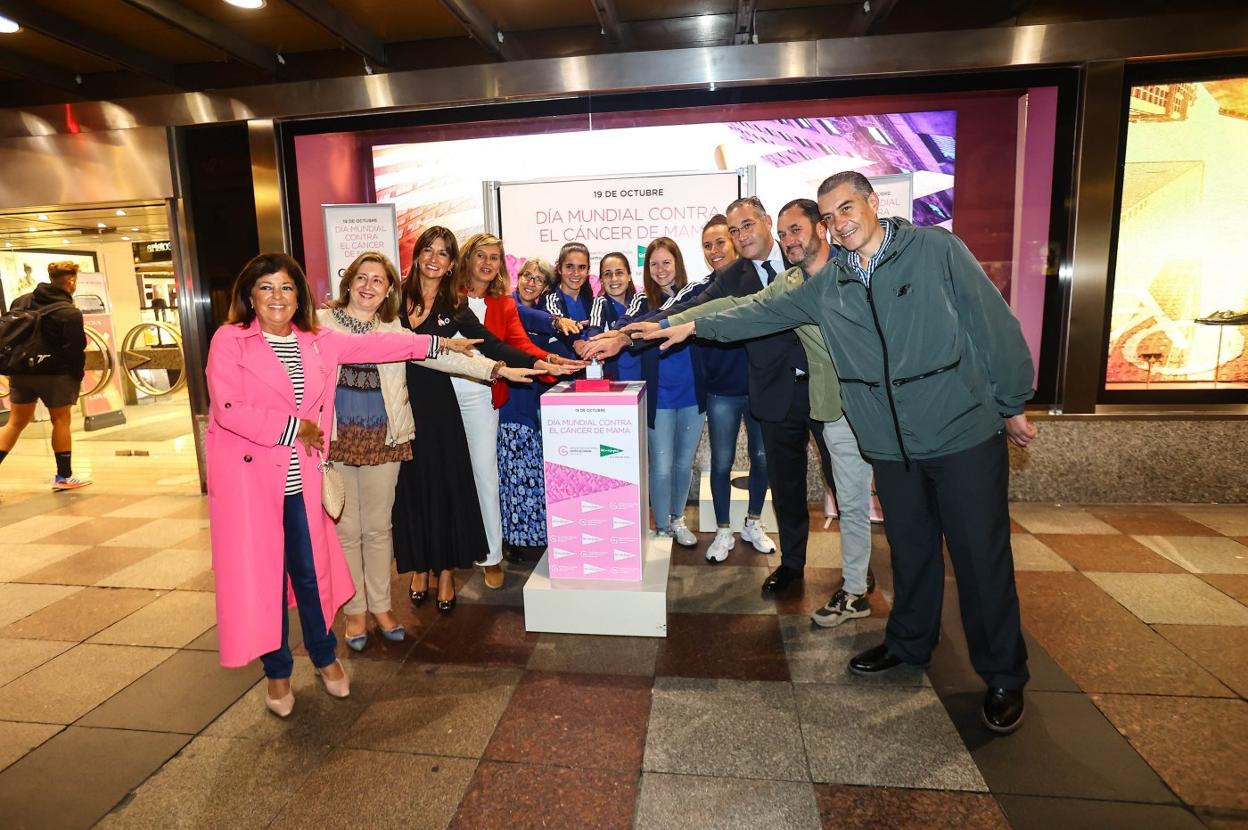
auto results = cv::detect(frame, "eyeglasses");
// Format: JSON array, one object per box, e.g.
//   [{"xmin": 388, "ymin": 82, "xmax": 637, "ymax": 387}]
[{"xmin": 518, "ymin": 274, "xmax": 545, "ymax": 285}]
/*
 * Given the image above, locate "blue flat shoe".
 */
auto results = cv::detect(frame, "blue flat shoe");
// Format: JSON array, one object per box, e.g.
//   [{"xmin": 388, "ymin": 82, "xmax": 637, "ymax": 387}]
[
  {"xmin": 345, "ymin": 632, "xmax": 368, "ymax": 652},
  {"xmin": 379, "ymin": 625, "xmax": 406, "ymax": 642}
]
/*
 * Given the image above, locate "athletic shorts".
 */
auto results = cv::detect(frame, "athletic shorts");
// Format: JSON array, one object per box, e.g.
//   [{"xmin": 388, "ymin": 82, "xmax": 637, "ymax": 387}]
[{"xmin": 7, "ymin": 374, "xmax": 80, "ymax": 408}]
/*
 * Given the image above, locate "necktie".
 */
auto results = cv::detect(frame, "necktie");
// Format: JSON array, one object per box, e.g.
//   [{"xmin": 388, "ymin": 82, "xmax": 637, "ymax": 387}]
[{"xmin": 761, "ymin": 261, "xmax": 777, "ymax": 284}]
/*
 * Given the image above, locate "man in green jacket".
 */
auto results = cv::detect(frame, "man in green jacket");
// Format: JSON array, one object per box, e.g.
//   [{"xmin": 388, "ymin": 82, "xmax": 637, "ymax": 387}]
[
  {"xmin": 644, "ymin": 171, "xmax": 1037, "ymax": 734},
  {"xmin": 628, "ymin": 198, "xmax": 877, "ymax": 628}
]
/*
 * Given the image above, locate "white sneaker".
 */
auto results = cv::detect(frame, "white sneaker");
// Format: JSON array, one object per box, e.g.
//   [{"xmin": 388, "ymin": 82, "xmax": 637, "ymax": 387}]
[
  {"xmin": 741, "ymin": 517, "xmax": 775, "ymax": 553},
  {"xmin": 52, "ymin": 475, "xmax": 92, "ymax": 491},
  {"xmin": 705, "ymin": 528, "xmax": 735, "ymax": 563},
  {"xmin": 669, "ymin": 516, "xmax": 697, "ymax": 547}
]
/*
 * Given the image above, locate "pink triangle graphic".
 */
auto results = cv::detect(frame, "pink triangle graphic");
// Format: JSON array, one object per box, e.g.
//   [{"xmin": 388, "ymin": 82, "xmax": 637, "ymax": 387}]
[{"xmin": 543, "ymin": 461, "xmax": 633, "ymax": 503}]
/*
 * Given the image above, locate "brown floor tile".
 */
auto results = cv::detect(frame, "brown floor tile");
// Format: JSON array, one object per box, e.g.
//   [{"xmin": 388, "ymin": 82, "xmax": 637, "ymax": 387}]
[
  {"xmin": 1088, "ymin": 506, "xmax": 1221, "ymax": 537},
  {"xmin": 774, "ymin": 567, "xmax": 892, "ymax": 616},
  {"xmin": 1016, "ymin": 572, "xmax": 1233, "ymax": 696},
  {"xmin": 42, "ymin": 493, "xmax": 146, "ymax": 518},
  {"xmin": 1094, "ymin": 694, "xmax": 1248, "ymax": 810},
  {"xmin": 1009, "ymin": 517, "xmax": 1026, "ymax": 533},
  {"xmin": 485, "ymin": 671, "xmax": 652, "ymax": 772},
  {"xmin": 999, "ymin": 795, "xmax": 1210, "ymax": 830},
  {"xmin": 176, "ymin": 568, "xmax": 217, "ymax": 592},
  {"xmin": 0, "ymin": 637, "xmax": 76, "ymax": 687},
  {"xmin": 89, "ymin": 590, "xmax": 216, "ymax": 648},
  {"xmin": 449, "ymin": 761, "xmax": 638, "ymax": 830},
  {"xmin": 0, "ymin": 726, "xmax": 189, "ymax": 830},
  {"xmin": 657, "ymin": 613, "xmax": 789, "ymax": 681},
  {"xmin": 270, "ymin": 748, "xmax": 477, "ymax": 830},
  {"xmin": 0, "ymin": 586, "xmax": 163, "ymax": 641},
  {"xmin": 1197, "ymin": 809, "xmax": 1248, "ymax": 830},
  {"xmin": 0, "ymin": 721, "xmax": 62, "ymax": 772},
  {"xmin": 0, "ymin": 643, "xmax": 174, "ymax": 724},
  {"xmin": 815, "ymin": 784, "xmax": 1008, "ymax": 829},
  {"xmin": 528, "ymin": 632, "xmax": 659, "ymax": 676},
  {"xmin": 0, "ymin": 583, "xmax": 80, "ymax": 628},
  {"xmin": 1203, "ymin": 574, "xmax": 1248, "ymax": 604},
  {"xmin": 1153, "ymin": 625, "xmax": 1248, "ymax": 698},
  {"xmin": 14, "ymin": 544, "xmax": 160, "ymax": 586},
  {"xmin": 1038, "ymin": 534, "xmax": 1185, "ymax": 572},
  {"xmin": 408, "ymin": 604, "xmax": 539, "ymax": 668},
  {"xmin": 670, "ymin": 535, "xmax": 773, "ymax": 567},
  {"xmin": 32, "ymin": 516, "xmax": 153, "ymax": 546}
]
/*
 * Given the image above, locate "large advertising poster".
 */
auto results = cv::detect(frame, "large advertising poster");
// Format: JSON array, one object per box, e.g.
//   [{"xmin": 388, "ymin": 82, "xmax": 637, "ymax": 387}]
[
  {"xmin": 372, "ymin": 110, "xmax": 956, "ymax": 280},
  {"xmin": 496, "ymin": 171, "xmax": 741, "ymax": 283},
  {"xmin": 1107, "ymin": 77, "xmax": 1248, "ymax": 388}
]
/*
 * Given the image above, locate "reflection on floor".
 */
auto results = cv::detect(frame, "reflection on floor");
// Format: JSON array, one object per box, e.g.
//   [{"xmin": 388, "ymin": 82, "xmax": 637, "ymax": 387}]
[
  {"xmin": 0, "ymin": 396, "xmax": 198, "ymax": 496},
  {"xmin": 0, "ymin": 495, "xmax": 1245, "ymax": 829}
]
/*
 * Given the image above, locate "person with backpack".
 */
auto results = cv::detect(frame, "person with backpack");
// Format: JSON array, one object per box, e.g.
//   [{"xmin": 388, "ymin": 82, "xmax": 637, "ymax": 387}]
[{"xmin": 0, "ymin": 260, "xmax": 91, "ymax": 490}]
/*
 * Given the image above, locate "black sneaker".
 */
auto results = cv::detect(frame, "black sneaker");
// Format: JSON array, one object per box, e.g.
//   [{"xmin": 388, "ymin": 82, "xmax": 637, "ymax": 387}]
[{"xmin": 811, "ymin": 588, "xmax": 871, "ymax": 628}]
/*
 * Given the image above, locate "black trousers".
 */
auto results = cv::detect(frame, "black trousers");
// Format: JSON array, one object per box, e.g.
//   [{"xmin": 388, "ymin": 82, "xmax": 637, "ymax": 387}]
[
  {"xmin": 758, "ymin": 378, "xmax": 833, "ymax": 573},
  {"xmin": 871, "ymin": 432, "xmax": 1029, "ymax": 689}
]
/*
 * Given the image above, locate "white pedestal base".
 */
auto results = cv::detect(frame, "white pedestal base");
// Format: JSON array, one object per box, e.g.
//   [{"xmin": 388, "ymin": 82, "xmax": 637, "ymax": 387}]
[
  {"xmin": 523, "ymin": 536, "xmax": 672, "ymax": 638},
  {"xmin": 696, "ymin": 471, "xmax": 776, "ymax": 533}
]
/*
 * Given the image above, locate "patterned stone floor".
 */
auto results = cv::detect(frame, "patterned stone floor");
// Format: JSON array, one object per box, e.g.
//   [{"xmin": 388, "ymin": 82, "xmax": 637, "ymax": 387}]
[{"xmin": 0, "ymin": 490, "xmax": 1245, "ymax": 829}]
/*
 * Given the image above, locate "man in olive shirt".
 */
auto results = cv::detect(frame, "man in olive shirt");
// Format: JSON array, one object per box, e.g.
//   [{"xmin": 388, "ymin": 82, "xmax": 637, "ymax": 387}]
[{"xmin": 627, "ymin": 198, "xmax": 876, "ymax": 627}]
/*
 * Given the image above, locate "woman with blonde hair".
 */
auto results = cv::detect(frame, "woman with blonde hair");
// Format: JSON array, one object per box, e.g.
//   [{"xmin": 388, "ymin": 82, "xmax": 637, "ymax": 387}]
[{"xmin": 317, "ymin": 251, "xmax": 539, "ymax": 649}]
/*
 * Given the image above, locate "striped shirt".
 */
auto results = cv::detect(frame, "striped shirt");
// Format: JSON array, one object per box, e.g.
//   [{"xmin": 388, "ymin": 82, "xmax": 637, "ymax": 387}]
[
  {"xmin": 263, "ymin": 331, "xmax": 305, "ymax": 496},
  {"xmin": 846, "ymin": 219, "xmax": 895, "ymax": 288}
]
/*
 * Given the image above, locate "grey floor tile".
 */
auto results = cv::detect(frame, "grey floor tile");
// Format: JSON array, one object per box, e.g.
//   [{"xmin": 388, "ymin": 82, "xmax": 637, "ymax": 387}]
[
  {"xmin": 644, "ymin": 677, "xmax": 807, "ymax": 781},
  {"xmin": 1010, "ymin": 505, "xmax": 1120, "ymax": 535},
  {"xmin": 1086, "ymin": 572, "xmax": 1248, "ymax": 625},
  {"xmin": 780, "ymin": 615, "xmax": 929, "ymax": 686},
  {"xmin": 0, "ymin": 586, "xmax": 163, "ymax": 642},
  {"xmin": 997, "ymin": 795, "xmax": 1208, "ymax": 830},
  {"xmin": 183, "ymin": 626, "xmax": 218, "ymax": 651},
  {"xmin": 1171, "ymin": 506, "xmax": 1248, "ymax": 537},
  {"xmin": 98, "ymin": 519, "xmax": 208, "ymax": 550},
  {"xmin": 0, "ymin": 643, "xmax": 174, "ymax": 724},
  {"xmin": 667, "ymin": 565, "xmax": 777, "ymax": 615},
  {"xmin": 96, "ymin": 735, "xmax": 331, "ymax": 829},
  {"xmin": 78, "ymin": 649, "xmax": 261, "ymax": 734},
  {"xmin": 0, "ymin": 583, "xmax": 80, "ymax": 628},
  {"xmin": 1011, "ymin": 535, "xmax": 1074, "ymax": 571},
  {"xmin": 1135, "ymin": 535, "xmax": 1248, "ymax": 574},
  {"xmin": 270, "ymin": 748, "xmax": 477, "ymax": 829},
  {"xmin": 0, "ymin": 543, "xmax": 89, "ymax": 581},
  {"xmin": 0, "ymin": 637, "xmax": 76, "ymax": 687},
  {"xmin": 95, "ymin": 548, "xmax": 212, "ymax": 590},
  {"xmin": 205, "ymin": 658, "xmax": 400, "ymax": 746},
  {"xmin": 796, "ymin": 683, "xmax": 986, "ymax": 791},
  {"xmin": 0, "ymin": 726, "xmax": 189, "ymax": 830},
  {"xmin": 0, "ymin": 721, "xmax": 61, "ymax": 772},
  {"xmin": 634, "ymin": 772, "xmax": 821, "ymax": 830},
  {"xmin": 88, "ymin": 590, "xmax": 217, "ymax": 648},
  {"xmin": 0, "ymin": 514, "xmax": 90, "ymax": 544},
  {"xmin": 942, "ymin": 690, "xmax": 1177, "ymax": 803},
  {"xmin": 342, "ymin": 663, "xmax": 522, "ymax": 758},
  {"xmin": 528, "ymin": 632, "xmax": 659, "ymax": 676},
  {"xmin": 103, "ymin": 496, "xmax": 205, "ymax": 520}
]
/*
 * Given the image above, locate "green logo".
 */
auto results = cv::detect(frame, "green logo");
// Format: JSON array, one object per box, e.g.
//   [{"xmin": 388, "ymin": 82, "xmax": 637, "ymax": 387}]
[
  {"xmin": 636, "ymin": 245, "xmax": 646, "ymax": 268},
  {"xmin": 600, "ymin": 444, "xmax": 622, "ymax": 457}
]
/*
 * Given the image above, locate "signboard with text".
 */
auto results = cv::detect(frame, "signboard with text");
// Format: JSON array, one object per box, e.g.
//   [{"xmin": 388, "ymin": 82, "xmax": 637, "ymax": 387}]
[
  {"xmin": 868, "ymin": 173, "xmax": 915, "ymax": 222},
  {"xmin": 321, "ymin": 203, "xmax": 400, "ymax": 289}
]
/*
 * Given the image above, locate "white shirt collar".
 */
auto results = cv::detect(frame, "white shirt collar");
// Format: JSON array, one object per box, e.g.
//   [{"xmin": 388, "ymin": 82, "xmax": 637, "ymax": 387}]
[{"xmin": 753, "ymin": 239, "xmax": 784, "ymax": 285}]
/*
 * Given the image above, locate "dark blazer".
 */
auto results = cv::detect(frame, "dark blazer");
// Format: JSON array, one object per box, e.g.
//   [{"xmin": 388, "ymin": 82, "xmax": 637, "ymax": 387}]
[{"xmin": 650, "ymin": 256, "xmax": 808, "ymax": 422}]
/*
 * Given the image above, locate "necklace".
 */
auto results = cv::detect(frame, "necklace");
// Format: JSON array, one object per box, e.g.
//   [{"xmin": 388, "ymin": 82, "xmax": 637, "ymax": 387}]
[{"xmin": 332, "ymin": 307, "xmax": 377, "ymax": 334}]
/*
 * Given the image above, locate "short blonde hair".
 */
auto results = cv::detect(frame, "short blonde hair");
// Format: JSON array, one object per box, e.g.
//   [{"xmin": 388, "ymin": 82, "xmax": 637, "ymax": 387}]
[
  {"xmin": 48, "ymin": 261, "xmax": 80, "ymax": 281},
  {"xmin": 518, "ymin": 257, "xmax": 555, "ymax": 288},
  {"xmin": 457, "ymin": 232, "xmax": 510, "ymax": 298},
  {"xmin": 335, "ymin": 251, "xmax": 401, "ymax": 322}
]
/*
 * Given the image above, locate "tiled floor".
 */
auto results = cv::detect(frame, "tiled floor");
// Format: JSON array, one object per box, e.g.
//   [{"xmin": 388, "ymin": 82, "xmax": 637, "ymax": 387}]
[{"xmin": 1, "ymin": 494, "xmax": 1246, "ymax": 829}]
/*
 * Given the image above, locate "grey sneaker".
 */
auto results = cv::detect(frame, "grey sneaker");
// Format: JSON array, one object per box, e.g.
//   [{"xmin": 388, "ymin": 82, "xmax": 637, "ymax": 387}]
[
  {"xmin": 669, "ymin": 516, "xmax": 697, "ymax": 547},
  {"xmin": 811, "ymin": 588, "xmax": 870, "ymax": 628}
]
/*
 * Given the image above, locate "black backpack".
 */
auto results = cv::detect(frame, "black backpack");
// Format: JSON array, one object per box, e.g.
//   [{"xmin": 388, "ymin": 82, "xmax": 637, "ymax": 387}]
[{"xmin": 0, "ymin": 301, "xmax": 75, "ymax": 375}]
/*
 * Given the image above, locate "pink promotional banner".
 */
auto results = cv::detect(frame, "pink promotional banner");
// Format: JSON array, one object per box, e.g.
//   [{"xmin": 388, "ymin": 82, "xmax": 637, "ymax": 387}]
[{"xmin": 542, "ymin": 381, "xmax": 647, "ymax": 582}]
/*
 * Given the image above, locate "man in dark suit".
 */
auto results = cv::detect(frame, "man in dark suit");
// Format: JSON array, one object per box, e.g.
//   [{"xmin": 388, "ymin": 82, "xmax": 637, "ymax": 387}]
[{"xmin": 586, "ymin": 196, "xmax": 831, "ymax": 595}]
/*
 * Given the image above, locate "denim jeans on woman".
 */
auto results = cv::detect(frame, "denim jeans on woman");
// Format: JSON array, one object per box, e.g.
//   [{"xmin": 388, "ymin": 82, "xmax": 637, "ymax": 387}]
[
  {"xmin": 648, "ymin": 405, "xmax": 705, "ymax": 531},
  {"xmin": 705, "ymin": 393, "xmax": 768, "ymax": 525}
]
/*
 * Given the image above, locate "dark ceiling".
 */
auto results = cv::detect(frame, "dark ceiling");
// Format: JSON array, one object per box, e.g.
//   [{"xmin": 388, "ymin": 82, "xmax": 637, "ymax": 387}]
[{"xmin": 0, "ymin": 0, "xmax": 1241, "ymax": 109}]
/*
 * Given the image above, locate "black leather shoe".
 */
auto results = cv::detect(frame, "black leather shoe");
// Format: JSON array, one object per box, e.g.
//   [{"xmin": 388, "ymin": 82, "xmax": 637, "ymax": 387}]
[
  {"xmin": 982, "ymin": 688, "xmax": 1025, "ymax": 734},
  {"xmin": 436, "ymin": 596, "xmax": 456, "ymax": 614},
  {"xmin": 409, "ymin": 586, "xmax": 428, "ymax": 607},
  {"xmin": 762, "ymin": 565, "xmax": 803, "ymax": 594},
  {"xmin": 848, "ymin": 643, "xmax": 910, "ymax": 675}
]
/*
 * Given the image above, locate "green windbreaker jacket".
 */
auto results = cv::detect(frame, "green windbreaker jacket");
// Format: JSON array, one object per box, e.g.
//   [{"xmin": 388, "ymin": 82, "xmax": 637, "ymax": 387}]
[{"xmin": 695, "ymin": 218, "xmax": 1034, "ymax": 462}]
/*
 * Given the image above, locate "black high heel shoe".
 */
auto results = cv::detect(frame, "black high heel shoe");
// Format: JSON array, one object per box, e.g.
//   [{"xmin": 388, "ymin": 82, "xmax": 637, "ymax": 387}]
[
  {"xmin": 409, "ymin": 574, "xmax": 429, "ymax": 607},
  {"xmin": 435, "ymin": 572, "xmax": 456, "ymax": 614}
]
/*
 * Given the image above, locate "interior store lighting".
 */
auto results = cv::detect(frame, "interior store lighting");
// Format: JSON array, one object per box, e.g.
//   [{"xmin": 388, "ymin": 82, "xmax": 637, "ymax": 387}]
[
  {"xmin": 36, "ymin": 213, "xmax": 47, "ymax": 220},
  {"xmin": 26, "ymin": 226, "xmax": 35, "ymax": 232},
  {"xmin": 0, "ymin": 15, "xmax": 19, "ymax": 34},
  {"xmin": 115, "ymin": 209, "xmax": 127, "ymax": 216},
  {"xmin": 96, "ymin": 222, "xmax": 107, "ymax": 228},
  {"xmin": 224, "ymin": 0, "xmax": 266, "ymax": 9},
  {"xmin": 121, "ymin": 236, "xmax": 131, "ymax": 241},
  {"xmin": 130, "ymin": 227, "xmax": 139, "ymax": 231}
]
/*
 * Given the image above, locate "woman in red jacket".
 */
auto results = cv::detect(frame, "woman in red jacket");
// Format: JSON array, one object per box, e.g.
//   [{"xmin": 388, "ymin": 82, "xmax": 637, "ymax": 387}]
[{"xmin": 455, "ymin": 232, "xmax": 582, "ymax": 588}]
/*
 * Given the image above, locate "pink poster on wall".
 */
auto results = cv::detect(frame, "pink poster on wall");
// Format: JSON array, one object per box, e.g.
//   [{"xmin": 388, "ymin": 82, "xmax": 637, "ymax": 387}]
[{"xmin": 541, "ymin": 381, "xmax": 647, "ymax": 582}]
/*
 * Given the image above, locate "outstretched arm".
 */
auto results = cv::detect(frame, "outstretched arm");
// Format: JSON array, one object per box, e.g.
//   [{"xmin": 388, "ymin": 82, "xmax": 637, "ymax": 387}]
[{"xmin": 692, "ymin": 277, "xmax": 821, "ymax": 343}]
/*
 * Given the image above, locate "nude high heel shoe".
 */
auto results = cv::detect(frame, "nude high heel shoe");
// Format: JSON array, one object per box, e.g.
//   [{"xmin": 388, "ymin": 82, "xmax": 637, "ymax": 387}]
[
  {"xmin": 264, "ymin": 689, "xmax": 295, "ymax": 718},
  {"xmin": 314, "ymin": 660, "xmax": 350, "ymax": 698}
]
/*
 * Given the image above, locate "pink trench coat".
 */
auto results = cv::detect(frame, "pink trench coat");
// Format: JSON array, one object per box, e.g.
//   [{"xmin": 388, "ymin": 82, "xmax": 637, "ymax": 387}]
[{"xmin": 205, "ymin": 319, "xmax": 436, "ymax": 668}]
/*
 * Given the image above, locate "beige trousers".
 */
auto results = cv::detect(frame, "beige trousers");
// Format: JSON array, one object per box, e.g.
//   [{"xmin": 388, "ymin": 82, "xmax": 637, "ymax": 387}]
[{"xmin": 336, "ymin": 461, "xmax": 401, "ymax": 616}]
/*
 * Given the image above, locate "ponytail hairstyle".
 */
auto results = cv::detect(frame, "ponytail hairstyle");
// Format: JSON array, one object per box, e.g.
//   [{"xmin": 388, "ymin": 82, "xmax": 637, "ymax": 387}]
[{"xmin": 642, "ymin": 237, "xmax": 687, "ymax": 310}]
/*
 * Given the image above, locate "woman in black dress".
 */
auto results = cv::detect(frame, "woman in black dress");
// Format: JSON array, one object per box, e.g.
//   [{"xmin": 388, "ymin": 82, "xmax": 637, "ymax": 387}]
[{"xmin": 392, "ymin": 226, "xmax": 568, "ymax": 612}]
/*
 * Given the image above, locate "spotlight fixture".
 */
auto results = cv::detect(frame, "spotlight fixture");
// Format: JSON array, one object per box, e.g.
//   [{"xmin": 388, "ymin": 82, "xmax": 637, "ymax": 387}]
[
  {"xmin": 0, "ymin": 15, "xmax": 19, "ymax": 34},
  {"xmin": 27, "ymin": 226, "xmax": 36, "ymax": 232},
  {"xmin": 4, "ymin": 241, "xmax": 12, "ymax": 247},
  {"xmin": 97, "ymin": 222, "xmax": 107, "ymax": 228},
  {"xmin": 224, "ymin": 0, "xmax": 266, "ymax": 8},
  {"xmin": 121, "ymin": 236, "xmax": 131, "ymax": 241},
  {"xmin": 115, "ymin": 209, "xmax": 127, "ymax": 216},
  {"xmin": 61, "ymin": 239, "xmax": 70, "ymax": 244},
  {"xmin": 37, "ymin": 213, "xmax": 47, "ymax": 220},
  {"xmin": 130, "ymin": 227, "xmax": 139, "ymax": 231}
]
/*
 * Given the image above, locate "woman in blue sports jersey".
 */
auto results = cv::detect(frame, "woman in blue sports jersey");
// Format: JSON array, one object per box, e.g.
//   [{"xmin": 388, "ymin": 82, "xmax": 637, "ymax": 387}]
[
  {"xmin": 584, "ymin": 251, "xmax": 638, "ymax": 380},
  {"xmin": 543, "ymin": 242, "xmax": 595, "ymax": 356}
]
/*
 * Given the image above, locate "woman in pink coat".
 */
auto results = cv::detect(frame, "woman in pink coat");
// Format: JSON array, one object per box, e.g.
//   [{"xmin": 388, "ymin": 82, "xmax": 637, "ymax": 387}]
[{"xmin": 206, "ymin": 252, "xmax": 477, "ymax": 718}]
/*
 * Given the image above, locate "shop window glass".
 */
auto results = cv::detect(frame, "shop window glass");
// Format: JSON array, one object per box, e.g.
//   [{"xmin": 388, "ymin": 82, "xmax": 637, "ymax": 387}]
[{"xmin": 1106, "ymin": 76, "xmax": 1248, "ymax": 390}]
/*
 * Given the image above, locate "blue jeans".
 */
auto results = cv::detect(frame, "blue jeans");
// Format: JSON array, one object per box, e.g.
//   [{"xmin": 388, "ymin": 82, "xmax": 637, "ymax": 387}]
[
  {"xmin": 705, "ymin": 393, "xmax": 768, "ymax": 525},
  {"xmin": 260, "ymin": 495, "xmax": 338, "ymax": 679},
  {"xmin": 648, "ymin": 405, "xmax": 705, "ymax": 531}
]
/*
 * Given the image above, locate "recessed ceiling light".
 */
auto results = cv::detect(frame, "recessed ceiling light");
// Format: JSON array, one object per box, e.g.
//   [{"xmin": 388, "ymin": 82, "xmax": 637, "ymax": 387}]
[
  {"xmin": 97, "ymin": 222, "xmax": 107, "ymax": 228},
  {"xmin": 61, "ymin": 239, "xmax": 69, "ymax": 244},
  {"xmin": 0, "ymin": 15, "xmax": 19, "ymax": 35},
  {"xmin": 4, "ymin": 241, "xmax": 12, "ymax": 247},
  {"xmin": 224, "ymin": 0, "xmax": 266, "ymax": 8},
  {"xmin": 130, "ymin": 227, "xmax": 139, "ymax": 231},
  {"xmin": 122, "ymin": 236, "xmax": 131, "ymax": 241},
  {"xmin": 37, "ymin": 213, "xmax": 47, "ymax": 220},
  {"xmin": 115, "ymin": 209, "xmax": 127, "ymax": 216},
  {"xmin": 27, "ymin": 226, "xmax": 36, "ymax": 232}
]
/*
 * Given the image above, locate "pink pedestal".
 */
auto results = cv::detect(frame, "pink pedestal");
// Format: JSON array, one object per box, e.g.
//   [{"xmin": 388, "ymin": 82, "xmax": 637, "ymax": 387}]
[{"xmin": 541, "ymin": 381, "xmax": 648, "ymax": 582}]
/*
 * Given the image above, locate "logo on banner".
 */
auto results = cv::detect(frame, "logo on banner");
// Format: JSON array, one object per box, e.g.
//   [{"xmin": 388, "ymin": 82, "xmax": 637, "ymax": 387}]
[
  {"xmin": 582, "ymin": 533, "xmax": 603, "ymax": 545},
  {"xmin": 550, "ymin": 516, "xmax": 572, "ymax": 527},
  {"xmin": 581, "ymin": 500, "xmax": 603, "ymax": 513},
  {"xmin": 636, "ymin": 245, "xmax": 646, "ymax": 268},
  {"xmin": 599, "ymin": 444, "xmax": 622, "ymax": 457},
  {"xmin": 612, "ymin": 517, "xmax": 634, "ymax": 529},
  {"xmin": 552, "ymin": 547, "xmax": 577, "ymax": 559},
  {"xmin": 584, "ymin": 563, "xmax": 605, "ymax": 575},
  {"xmin": 613, "ymin": 549, "xmax": 635, "ymax": 561}
]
